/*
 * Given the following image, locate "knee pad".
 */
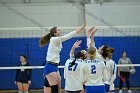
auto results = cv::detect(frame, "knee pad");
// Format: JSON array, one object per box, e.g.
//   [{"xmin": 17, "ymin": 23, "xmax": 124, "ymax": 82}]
[
  {"xmin": 51, "ymin": 85, "xmax": 58, "ymax": 93},
  {"xmin": 44, "ymin": 77, "xmax": 50, "ymax": 87}
]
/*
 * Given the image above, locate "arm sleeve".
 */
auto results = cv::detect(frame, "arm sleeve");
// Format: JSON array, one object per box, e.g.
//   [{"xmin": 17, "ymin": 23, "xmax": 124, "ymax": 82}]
[
  {"xmin": 28, "ymin": 69, "xmax": 32, "ymax": 81},
  {"xmin": 109, "ymin": 62, "xmax": 117, "ymax": 84},
  {"xmin": 80, "ymin": 64, "xmax": 86, "ymax": 84},
  {"xmin": 55, "ymin": 30, "xmax": 77, "ymax": 43},
  {"xmin": 64, "ymin": 64, "xmax": 66, "ymax": 79},
  {"xmin": 15, "ymin": 69, "xmax": 19, "ymax": 81},
  {"xmin": 102, "ymin": 64, "xmax": 109, "ymax": 83},
  {"xmin": 27, "ymin": 64, "xmax": 32, "ymax": 81},
  {"xmin": 87, "ymin": 37, "xmax": 91, "ymax": 48}
]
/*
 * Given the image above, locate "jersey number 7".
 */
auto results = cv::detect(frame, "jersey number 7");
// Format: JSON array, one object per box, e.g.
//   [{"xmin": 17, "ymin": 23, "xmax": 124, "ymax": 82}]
[{"xmin": 68, "ymin": 63, "xmax": 78, "ymax": 71}]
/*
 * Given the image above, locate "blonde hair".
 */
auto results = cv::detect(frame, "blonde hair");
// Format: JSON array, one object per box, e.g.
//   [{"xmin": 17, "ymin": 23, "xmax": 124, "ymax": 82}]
[{"xmin": 88, "ymin": 47, "xmax": 96, "ymax": 60}]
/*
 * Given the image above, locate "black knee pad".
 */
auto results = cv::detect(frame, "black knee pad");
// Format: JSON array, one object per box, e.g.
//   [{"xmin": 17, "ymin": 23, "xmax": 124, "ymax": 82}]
[
  {"xmin": 44, "ymin": 77, "xmax": 50, "ymax": 87},
  {"xmin": 51, "ymin": 85, "xmax": 58, "ymax": 93}
]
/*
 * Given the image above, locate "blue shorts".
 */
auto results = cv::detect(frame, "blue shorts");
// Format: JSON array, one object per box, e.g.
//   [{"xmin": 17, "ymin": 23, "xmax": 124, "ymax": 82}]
[
  {"xmin": 43, "ymin": 63, "xmax": 58, "ymax": 77},
  {"xmin": 85, "ymin": 85, "xmax": 106, "ymax": 93}
]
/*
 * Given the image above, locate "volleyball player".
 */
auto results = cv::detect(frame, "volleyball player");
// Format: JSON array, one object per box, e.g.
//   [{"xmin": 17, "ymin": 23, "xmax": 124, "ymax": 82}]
[
  {"xmin": 64, "ymin": 51, "xmax": 85, "ymax": 93},
  {"xmin": 15, "ymin": 55, "xmax": 32, "ymax": 93},
  {"xmin": 102, "ymin": 47, "xmax": 117, "ymax": 93},
  {"xmin": 80, "ymin": 47, "xmax": 108, "ymax": 93},
  {"xmin": 87, "ymin": 28, "xmax": 117, "ymax": 92},
  {"xmin": 39, "ymin": 22, "xmax": 86, "ymax": 93}
]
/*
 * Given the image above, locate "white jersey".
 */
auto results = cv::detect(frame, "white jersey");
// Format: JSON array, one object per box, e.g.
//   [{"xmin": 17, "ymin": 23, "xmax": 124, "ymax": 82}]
[
  {"xmin": 105, "ymin": 58, "xmax": 117, "ymax": 90},
  {"xmin": 80, "ymin": 59, "xmax": 108, "ymax": 86},
  {"xmin": 87, "ymin": 37, "xmax": 104, "ymax": 61},
  {"xmin": 64, "ymin": 58, "xmax": 84, "ymax": 91},
  {"xmin": 46, "ymin": 30, "xmax": 77, "ymax": 64}
]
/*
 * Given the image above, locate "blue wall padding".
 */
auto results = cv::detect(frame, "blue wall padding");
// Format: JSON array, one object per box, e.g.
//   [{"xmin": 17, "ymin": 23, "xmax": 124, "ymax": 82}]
[{"xmin": 0, "ymin": 36, "xmax": 140, "ymax": 89}]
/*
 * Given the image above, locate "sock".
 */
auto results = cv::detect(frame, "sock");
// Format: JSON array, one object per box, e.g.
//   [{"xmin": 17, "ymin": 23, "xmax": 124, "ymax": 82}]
[
  {"xmin": 24, "ymin": 91, "xmax": 28, "ymax": 93},
  {"xmin": 19, "ymin": 91, "xmax": 23, "ymax": 93}
]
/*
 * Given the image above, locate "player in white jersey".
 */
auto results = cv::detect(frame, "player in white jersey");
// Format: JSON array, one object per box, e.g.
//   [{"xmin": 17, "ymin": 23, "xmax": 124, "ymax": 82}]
[
  {"xmin": 87, "ymin": 28, "xmax": 117, "ymax": 92},
  {"xmin": 39, "ymin": 22, "xmax": 86, "ymax": 93},
  {"xmin": 64, "ymin": 51, "xmax": 85, "ymax": 93},
  {"xmin": 80, "ymin": 47, "xmax": 108, "ymax": 93},
  {"xmin": 104, "ymin": 48, "xmax": 117, "ymax": 93}
]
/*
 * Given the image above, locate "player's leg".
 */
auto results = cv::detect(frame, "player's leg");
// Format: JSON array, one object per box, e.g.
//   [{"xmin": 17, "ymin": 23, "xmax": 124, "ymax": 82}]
[
  {"xmin": 23, "ymin": 83, "xmax": 29, "ymax": 93},
  {"xmin": 46, "ymin": 72, "xmax": 59, "ymax": 93},
  {"xmin": 44, "ymin": 77, "xmax": 51, "ymax": 93},
  {"xmin": 17, "ymin": 82, "xmax": 24, "ymax": 93}
]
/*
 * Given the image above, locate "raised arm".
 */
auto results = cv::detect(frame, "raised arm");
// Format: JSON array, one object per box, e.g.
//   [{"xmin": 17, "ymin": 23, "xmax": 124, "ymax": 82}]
[
  {"xmin": 69, "ymin": 40, "xmax": 82, "ymax": 58},
  {"xmin": 56, "ymin": 22, "xmax": 86, "ymax": 42},
  {"xmin": 87, "ymin": 27, "xmax": 98, "ymax": 48}
]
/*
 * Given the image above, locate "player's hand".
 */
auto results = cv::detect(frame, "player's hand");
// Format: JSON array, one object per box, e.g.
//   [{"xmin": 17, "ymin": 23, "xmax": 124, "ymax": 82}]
[
  {"xmin": 73, "ymin": 40, "xmax": 82, "ymax": 48},
  {"xmin": 91, "ymin": 28, "xmax": 98, "ymax": 37},
  {"xmin": 28, "ymin": 81, "xmax": 31, "ymax": 85},
  {"xmin": 77, "ymin": 21, "xmax": 86, "ymax": 33},
  {"xmin": 88, "ymin": 27, "xmax": 95, "ymax": 37}
]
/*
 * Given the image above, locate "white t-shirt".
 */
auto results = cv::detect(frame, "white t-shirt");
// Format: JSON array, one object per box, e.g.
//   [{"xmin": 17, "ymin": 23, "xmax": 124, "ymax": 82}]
[
  {"xmin": 64, "ymin": 58, "xmax": 84, "ymax": 91},
  {"xmin": 46, "ymin": 30, "xmax": 77, "ymax": 64},
  {"xmin": 80, "ymin": 59, "xmax": 108, "ymax": 86}
]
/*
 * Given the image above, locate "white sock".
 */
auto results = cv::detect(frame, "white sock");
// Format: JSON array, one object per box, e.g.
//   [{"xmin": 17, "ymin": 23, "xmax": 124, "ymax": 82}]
[
  {"xmin": 19, "ymin": 91, "xmax": 23, "ymax": 93},
  {"xmin": 24, "ymin": 91, "xmax": 28, "ymax": 93}
]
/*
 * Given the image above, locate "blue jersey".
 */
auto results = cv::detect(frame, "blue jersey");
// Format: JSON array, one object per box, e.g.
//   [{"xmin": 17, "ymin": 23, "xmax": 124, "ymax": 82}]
[{"xmin": 15, "ymin": 62, "xmax": 32, "ymax": 83}]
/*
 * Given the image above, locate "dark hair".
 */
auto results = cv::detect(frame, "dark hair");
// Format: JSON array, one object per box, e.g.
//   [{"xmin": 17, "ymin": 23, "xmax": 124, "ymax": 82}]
[
  {"xmin": 102, "ymin": 45, "xmax": 115, "ymax": 58},
  {"xmin": 70, "ymin": 51, "xmax": 85, "ymax": 67},
  {"xmin": 21, "ymin": 55, "xmax": 27, "ymax": 61},
  {"xmin": 101, "ymin": 45, "xmax": 109, "ymax": 58},
  {"xmin": 39, "ymin": 27, "xmax": 57, "ymax": 47},
  {"xmin": 121, "ymin": 51, "xmax": 126, "ymax": 57}
]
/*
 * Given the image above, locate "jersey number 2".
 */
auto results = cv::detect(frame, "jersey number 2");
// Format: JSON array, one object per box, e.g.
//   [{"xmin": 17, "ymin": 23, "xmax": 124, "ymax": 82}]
[
  {"xmin": 68, "ymin": 63, "xmax": 78, "ymax": 71},
  {"xmin": 91, "ymin": 65, "xmax": 96, "ymax": 74}
]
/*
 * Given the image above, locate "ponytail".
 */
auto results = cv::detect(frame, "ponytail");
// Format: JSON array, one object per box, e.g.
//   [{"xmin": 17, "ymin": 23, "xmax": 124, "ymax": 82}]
[
  {"xmin": 39, "ymin": 27, "xmax": 57, "ymax": 47},
  {"xmin": 70, "ymin": 51, "xmax": 84, "ymax": 67},
  {"xmin": 39, "ymin": 33, "xmax": 51, "ymax": 47},
  {"xmin": 70, "ymin": 58, "xmax": 77, "ymax": 67}
]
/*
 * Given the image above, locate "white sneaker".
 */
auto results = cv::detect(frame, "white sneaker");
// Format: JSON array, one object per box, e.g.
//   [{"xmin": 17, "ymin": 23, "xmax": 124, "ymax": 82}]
[
  {"xmin": 128, "ymin": 90, "xmax": 132, "ymax": 93},
  {"xmin": 119, "ymin": 90, "xmax": 122, "ymax": 93}
]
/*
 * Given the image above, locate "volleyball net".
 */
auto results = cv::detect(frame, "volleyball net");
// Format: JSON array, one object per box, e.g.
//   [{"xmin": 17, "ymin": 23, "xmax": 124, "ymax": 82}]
[{"xmin": 0, "ymin": 26, "xmax": 140, "ymax": 90}]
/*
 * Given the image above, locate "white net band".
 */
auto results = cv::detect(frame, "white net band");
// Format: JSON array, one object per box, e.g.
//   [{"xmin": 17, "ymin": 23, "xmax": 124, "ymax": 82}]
[{"xmin": 0, "ymin": 64, "xmax": 139, "ymax": 70}]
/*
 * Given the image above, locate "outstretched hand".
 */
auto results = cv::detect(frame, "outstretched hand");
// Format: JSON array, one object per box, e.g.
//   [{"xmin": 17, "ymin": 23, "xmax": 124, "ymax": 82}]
[
  {"xmin": 91, "ymin": 28, "xmax": 98, "ymax": 37},
  {"xmin": 88, "ymin": 27, "xmax": 98, "ymax": 37},
  {"xmin": 76, "ymin": 21, "xmax": 86, "ymax": 33},
  {"xmin": 88, "ymin": 27, "xmax": 95, "ymax": 37},
  {"xmin": 73, "ymin": 40, "xmax": 82, "ymax": 48}
]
